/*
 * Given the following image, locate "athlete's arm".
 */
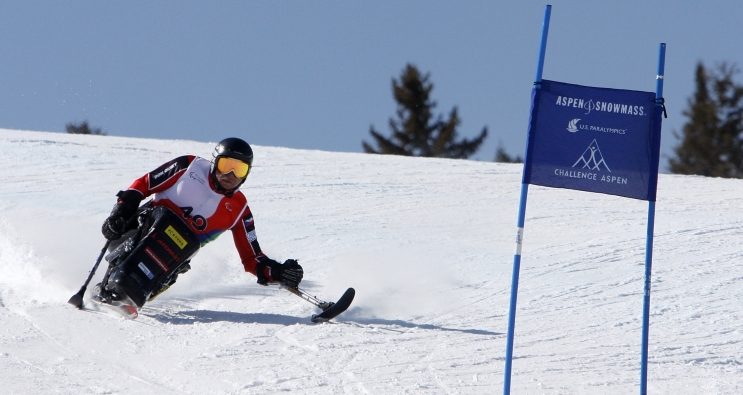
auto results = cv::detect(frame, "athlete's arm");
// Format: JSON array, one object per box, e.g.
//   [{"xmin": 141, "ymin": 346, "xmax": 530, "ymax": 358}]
[{"xmin": 232, "ymin": 210, "xmax": 275, "ymax": 280}]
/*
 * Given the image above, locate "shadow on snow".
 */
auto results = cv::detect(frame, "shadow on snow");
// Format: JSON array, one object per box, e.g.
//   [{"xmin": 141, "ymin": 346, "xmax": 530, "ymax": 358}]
[
  {"xmin": 345, "ymin": 317, "xmax": 503, "ymax": 336},
  {"xmin": 143, "ymin": 309, "xmax": 503, "ymax": 336},
  {"xmin": 144, "ymin": 310, "xmax": 309, "ymax": 326}
]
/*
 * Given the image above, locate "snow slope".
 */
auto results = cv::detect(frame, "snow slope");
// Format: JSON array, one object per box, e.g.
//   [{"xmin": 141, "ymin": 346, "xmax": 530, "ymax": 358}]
[{"xmin": 0, "ymin": 129, "xmax": 741, "ymax": 394}]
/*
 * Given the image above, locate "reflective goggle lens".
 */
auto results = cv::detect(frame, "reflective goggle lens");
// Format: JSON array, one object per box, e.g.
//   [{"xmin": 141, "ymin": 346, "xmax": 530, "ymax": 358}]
[{"xmin": 217, "ymin": 157, "xmax": 250, "ymax": 178}]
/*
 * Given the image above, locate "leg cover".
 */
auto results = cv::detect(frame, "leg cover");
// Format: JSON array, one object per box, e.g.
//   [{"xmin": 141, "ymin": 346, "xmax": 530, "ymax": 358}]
[{"xmin": 105, "ymin": 207, "xmax": 200, "ymax": 307}]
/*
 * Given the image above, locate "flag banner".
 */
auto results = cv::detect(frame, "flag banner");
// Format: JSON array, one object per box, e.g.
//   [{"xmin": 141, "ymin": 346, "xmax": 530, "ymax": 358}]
[{"xmin": 523, "ymin": 80, "xmax": 662, "ymax": 201}]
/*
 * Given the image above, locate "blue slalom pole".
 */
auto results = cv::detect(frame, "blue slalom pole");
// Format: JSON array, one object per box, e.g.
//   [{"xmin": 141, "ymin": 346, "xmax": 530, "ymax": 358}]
[
  {"xmin": 640, "ymin": 42, "xmax": 666, "ymax": 395},
  {"xmin": 503, "ymin": 5, "xmax": 551, "ymax": 395}
]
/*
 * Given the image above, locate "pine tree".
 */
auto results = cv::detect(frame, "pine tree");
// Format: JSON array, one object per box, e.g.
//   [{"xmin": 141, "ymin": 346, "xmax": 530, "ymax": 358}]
[
  {"xmin": 363, "ymin": 64, "xmax": 487, "ymax": 159},
  {"xmin": 494, "ymin": 140, "xmax": 523, "ymax": 163},
  {"xmin": 669, "ymin": 62, "xmax": 743, "ymax": 177},
  {"xmin": 66, "ymin": 120, "xmax": 105, "ymax": 135}
]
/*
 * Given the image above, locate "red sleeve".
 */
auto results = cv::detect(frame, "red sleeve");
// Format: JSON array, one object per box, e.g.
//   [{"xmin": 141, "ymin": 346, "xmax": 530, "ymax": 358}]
[
  {"xmin": 128, "ymin": 155, "xmax": 196, "ymax": 197},
  {"xmin": 232, "ymin": 209, "xmax": 274, "ymax": 279}
]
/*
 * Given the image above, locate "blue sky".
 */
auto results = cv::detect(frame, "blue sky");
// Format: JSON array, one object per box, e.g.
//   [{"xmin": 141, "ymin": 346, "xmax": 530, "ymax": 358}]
[{"xmin": 2, "ymin": 1, "xmax": 742, "ymax": 170}]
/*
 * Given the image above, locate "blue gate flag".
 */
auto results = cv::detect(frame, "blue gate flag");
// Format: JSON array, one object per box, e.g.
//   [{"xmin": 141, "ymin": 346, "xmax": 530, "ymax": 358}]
[{"xmin": 523, "ymin": 80, "xmax": 662, "ymax": 201}]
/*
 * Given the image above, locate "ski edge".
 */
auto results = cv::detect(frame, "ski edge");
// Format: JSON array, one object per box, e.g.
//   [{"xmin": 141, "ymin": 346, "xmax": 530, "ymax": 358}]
[
  {"xmin": 311, "ymin": 287, "xmax": 355, "ymax": 323},
  {"xmin": 87, "ymin": 299, "xmax": 139, "ymax": 320}
]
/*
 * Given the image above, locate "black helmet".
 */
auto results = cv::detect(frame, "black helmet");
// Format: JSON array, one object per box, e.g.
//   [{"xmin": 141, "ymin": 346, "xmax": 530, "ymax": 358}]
[
  {"xmin": 213, "ymin": 137, "xmax": 254, "ymax": 165},
  {"xmin": 210, "ymin": 137, "xmax": 254, "ymax": 194}
]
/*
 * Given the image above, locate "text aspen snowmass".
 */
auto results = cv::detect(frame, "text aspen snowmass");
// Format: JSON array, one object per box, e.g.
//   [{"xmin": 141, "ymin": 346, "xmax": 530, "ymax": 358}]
[{"xmin": 556, "ymin": 96, "xmax": 645, "ymax": 116}]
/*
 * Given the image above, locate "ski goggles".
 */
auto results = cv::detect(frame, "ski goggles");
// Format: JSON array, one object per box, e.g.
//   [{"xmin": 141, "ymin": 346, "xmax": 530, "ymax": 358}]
[{"xmin": 216, "ymin": 157, "xmax": 250, "ymax": 178}]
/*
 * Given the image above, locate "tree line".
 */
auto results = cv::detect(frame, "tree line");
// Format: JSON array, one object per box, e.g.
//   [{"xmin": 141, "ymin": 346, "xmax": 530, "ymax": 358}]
[
  {"xmin": 366, "ymin": 61, "xmax": 743, "ymax": 176},
  {"xmin": 362, "ymin": 64, "xmax": 522, "ymax": 163},
  {"xmin": 66, "ymin": 62, "xmax": 743, "ymax": 176},
  {"xmin": 670, "ymin": 62, "xmax": 743, "ymax": 178}
]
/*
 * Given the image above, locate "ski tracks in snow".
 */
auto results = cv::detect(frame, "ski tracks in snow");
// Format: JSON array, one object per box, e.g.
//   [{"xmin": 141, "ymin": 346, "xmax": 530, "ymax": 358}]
[{"xmin": 2, "ymin": 131, "xmax": 743, "ymax": 393}]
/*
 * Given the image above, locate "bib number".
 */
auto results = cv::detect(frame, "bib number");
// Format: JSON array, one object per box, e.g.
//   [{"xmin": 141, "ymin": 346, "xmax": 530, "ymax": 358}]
[{"xmin": 179, "ymin": 206, "xmax": 207, "ymax": 231}]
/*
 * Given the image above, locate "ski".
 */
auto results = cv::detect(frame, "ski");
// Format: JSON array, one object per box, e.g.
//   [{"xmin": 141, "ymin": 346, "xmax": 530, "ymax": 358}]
[
  {"xmin": 89, "ymin": 299, "xmax": 139, "ymax": 320},
  {"xmin": 283, "ymin": 286, "xmax": 355, "ymax": 323},
  {"xmin": 311, "ymin": 287, "xmax": 355, "ymax": 323}
]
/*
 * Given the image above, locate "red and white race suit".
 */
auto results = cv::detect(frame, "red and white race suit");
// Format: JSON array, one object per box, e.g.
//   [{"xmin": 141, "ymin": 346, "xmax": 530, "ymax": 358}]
[{"xmin": 125, "ymin": 155, "xmax": 273, "ymax": 279}]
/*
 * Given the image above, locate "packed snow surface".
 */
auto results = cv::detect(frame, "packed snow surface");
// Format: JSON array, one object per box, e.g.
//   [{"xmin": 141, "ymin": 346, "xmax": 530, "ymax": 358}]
[{"xmin": 1, "ymin": 129, "xmax": 742, "ymax": 394}]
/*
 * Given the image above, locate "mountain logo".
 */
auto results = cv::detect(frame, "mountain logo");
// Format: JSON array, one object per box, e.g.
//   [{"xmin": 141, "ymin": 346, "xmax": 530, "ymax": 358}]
[
  {"xmin": 567, "ymin": 118, "xmax": 580, "ymax": 133},
  {"xmin": 572, "ymin": 139, "xmax": 611, "ymax": 171}
]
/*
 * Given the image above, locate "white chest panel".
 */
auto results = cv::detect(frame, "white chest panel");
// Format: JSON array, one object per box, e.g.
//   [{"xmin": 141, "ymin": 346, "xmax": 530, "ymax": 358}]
[{"xmin": 154, "ymin": 157, "xmax": 222, "ymax": 219}]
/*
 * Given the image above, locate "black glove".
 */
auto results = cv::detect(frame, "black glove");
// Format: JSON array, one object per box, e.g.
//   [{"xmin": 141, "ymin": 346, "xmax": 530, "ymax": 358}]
[
  {"xmin": 101, "ymin": 190, "xmax": 143, "ymax": 240},
  {"xmin": 255, "ymin": 258, "xmax": 303, "ymax": 288},
  {"xmin": 280, "ymin": 259, "xmax": 303, "ymax": 288},
  {"xmin": 101, "ymin": 216, "xmax": 128, "ymax": 240}
]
